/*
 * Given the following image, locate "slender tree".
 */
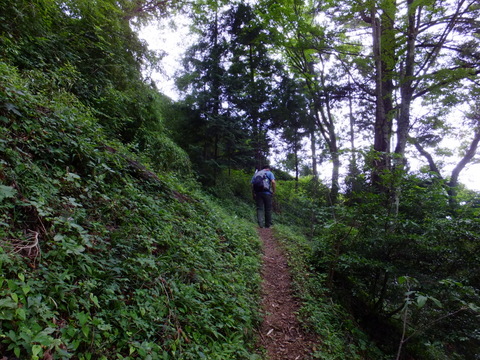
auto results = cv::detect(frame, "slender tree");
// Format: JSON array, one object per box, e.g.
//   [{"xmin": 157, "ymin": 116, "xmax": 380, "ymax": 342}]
[
  {"xmin": 226, "ymin": 2, "xmax": 283, "ymax": 169},
  {"xmin": 175, "ymin": 1, "xmax": 282, "ymax": 179},
  {"xmin": 175, "ymin": 1, "xmax": 232, "ymax": 183},
  {"xmin": 411, "ymin": 92, "xmax": 480, "ymax": 207},
  {"xmin": 359, "ymin": 0, "xmax": 478, "ymax": 175}
]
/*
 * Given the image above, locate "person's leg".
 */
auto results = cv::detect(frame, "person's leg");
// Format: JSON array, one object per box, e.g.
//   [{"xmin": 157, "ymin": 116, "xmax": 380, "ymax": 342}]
[
  {"xmin": 264, "ymin": 194, "xmax": 273, "ymax": 228},
  {"xmin": 255, "ymin": 193, "xmax": 265, "ymax": 227}
]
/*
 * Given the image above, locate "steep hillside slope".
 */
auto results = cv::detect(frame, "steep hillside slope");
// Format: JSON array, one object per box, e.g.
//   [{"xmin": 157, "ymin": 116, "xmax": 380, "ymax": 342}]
[{"xmin": 0, "ymin": 62, "xmax": 261, "ymax": 360}]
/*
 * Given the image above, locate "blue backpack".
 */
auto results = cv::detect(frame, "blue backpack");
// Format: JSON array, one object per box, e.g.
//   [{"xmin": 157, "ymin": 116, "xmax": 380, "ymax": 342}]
[{"xmin": 252, "ymin": 170, "xmax": 270, "ymax": 192}]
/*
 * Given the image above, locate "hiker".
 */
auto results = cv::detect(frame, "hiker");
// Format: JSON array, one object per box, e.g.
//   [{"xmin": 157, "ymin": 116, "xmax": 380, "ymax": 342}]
[{"xmin": 251, "ymin": 165, "xmax": 276, "ymax": 228}]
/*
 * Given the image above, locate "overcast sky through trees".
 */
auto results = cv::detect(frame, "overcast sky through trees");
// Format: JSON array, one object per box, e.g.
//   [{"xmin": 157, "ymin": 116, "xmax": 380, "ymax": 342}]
[{"xmin": 139, "ymin": 19, "xmax": 480, "ymax": 191}]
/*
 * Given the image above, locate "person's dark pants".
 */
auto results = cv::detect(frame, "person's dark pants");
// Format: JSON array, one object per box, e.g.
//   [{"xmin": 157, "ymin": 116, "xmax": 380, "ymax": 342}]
[{"xmin": 255, "ymin": 192, "xmax": 273, "ymax": 228}]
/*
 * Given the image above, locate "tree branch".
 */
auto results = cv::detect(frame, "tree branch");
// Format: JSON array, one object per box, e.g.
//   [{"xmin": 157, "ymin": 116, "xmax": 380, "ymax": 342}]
[
  {"xmin": 408, "ymin": 136, "xmax": 443, "ymax": 177},
  {"xmin": 449, "ymin": 125, "xmax": 480, "ymax": 188}
]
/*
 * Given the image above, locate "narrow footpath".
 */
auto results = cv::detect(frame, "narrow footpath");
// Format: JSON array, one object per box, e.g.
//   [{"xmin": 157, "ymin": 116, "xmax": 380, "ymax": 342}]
[{"xmin": 257, "ymin": 228, "xmax": 318, "ymax": 360}]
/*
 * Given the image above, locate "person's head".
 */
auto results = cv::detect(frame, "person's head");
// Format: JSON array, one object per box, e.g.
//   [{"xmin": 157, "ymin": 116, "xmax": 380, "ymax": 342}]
[{"xmin": 262, "ymin": 165, "xmax": 270, "ymax": 170}]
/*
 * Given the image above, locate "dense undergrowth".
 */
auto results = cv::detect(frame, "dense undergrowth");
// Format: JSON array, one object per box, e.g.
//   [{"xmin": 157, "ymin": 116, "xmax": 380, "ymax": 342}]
[
  {"xmin": 0, "ymin": 62, "xmax": 262, "ymax": 360},
  {"xmin": 272, "ymin": 224, "xmax": 382, "ymax": 360},
  {"xmin": 270, "ymin": 176, "xmax": 480, "ymax": 360},
  {"xmin": 211, "ymin": 171, "xmax": 480, "ymax": 359},
  {"xmin": 1, "ymin": 53, "xmax": 479, "ymax": 360}
]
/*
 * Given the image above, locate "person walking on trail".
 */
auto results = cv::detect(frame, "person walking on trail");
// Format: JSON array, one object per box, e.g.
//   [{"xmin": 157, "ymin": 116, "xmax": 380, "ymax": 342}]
[{"xmin": 251, "ymin": 165, "xmax": 276, "ymax": 228}]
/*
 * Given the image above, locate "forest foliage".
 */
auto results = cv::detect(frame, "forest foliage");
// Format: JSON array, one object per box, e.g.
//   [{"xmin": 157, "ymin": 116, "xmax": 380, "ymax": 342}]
[
  {"xmin": 170, "ymin": 0, "xmax": 480, "ymax": 357},
  {"xmin": 0, "ymin": 60, "xmax": 263, "ymax": 359},
  {"xmin": 0, "ymin": 1, "xmax": 261, "ymax": 359},
  {"xmin": 1, "ymin": 0, "xmax": 480, "ymax": 359}
]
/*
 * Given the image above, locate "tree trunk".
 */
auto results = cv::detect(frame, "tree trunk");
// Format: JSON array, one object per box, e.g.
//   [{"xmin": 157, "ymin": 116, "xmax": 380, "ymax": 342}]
[
  {"xmin": 249, "ymin": 44, "xmax": 262, "ymax": 169},
  {"xmin": 348, "ymin": 88, "xmax": 361, "ymax": 193},
  {"xmin": 411, "ymin": 125, "xmax": 480, "ymax": 208},
  {"xmin": 310, "ymin": 119, "xmax": 318, "ymax": 179},
  {"xmin": 394, "ymin": 0, "xmax": 416, "ymax": 163},
  {"xmin": 331, "ymin": 150, "xmax": 340, "ymax": 205},
  {"xmin": 371, "ymin": 2, "xmax": 396, "ymax": 187}
]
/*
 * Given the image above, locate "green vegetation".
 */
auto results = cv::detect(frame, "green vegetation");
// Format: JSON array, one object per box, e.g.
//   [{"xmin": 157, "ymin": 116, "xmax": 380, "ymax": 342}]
[
  {"xmin": 272, "ymin": 224, "xmax": 381, "ymax": 360},
  {"xmin": 270, "ymin": 176, "xmax": 480, "ymax": 360},
  {"xmin": 1, "ymin": 0, "xmax": 479, "ymax": 359},
  {"xmin": 0, "ymin": 62, "xmax": 261, "ymax": 359}
]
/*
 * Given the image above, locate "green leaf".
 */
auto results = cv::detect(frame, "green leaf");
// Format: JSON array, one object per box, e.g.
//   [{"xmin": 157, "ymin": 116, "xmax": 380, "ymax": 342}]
[
  {"xmin": 89, "ymin": 293, "xmax": 99, "ymax": 307},
  {"xmin": 32, "ymin": 344, "xmax": 42, "ymax": 357},
  {"xmin": 428, "ymin": 296, "xmax": 442, "ymax": 308},
  {"xmin": 77, "ymin": 311, "xmax": 89, "ymax": 326},
  {"xmin": 22, "ymin": 285, "xmax": 31, "ymax": 295},
  {"xmin": 32, "ymin": 328, "xmax": 56, "ymax": 346},
  {"xmin": 53, "ymin": 234, "xmax": 64, "ymax": 241},
  {"xmin": 15, "ymin": 307, "xmax": 26, "ymax": 320},
  {"xmin": 5, "ymin": 102, "xmax": 22, "ymax": 116},
  {"xmin": 11, "ymin": 293, "xmax": 18, "ymax": 303},
  {"xmin": 65, "ymin": 172, "xmax": 81, "ymax": 181},
  {"xmin": 82, "ymin": 325, "xmax": 90, "ymax": 337},
  {"xmin": 468, "ymin": 303, "xmax": 480, "ymax": 312},
  {"xmin": 416, "ymin": 295, "xmax": 428, "ymax": 308},
  {"xmin": 0, "ymin": 185, "xmax": 16, "ymax": 201}
]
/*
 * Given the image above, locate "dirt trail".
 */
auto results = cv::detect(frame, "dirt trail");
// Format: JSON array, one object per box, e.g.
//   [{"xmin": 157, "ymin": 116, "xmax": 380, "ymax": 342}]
[{"xmin": 257, "ymin": 228, "xmax": 317, "ymax": 360}]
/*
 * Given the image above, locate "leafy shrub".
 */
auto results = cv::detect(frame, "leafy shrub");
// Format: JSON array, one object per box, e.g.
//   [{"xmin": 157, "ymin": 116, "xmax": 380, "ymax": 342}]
[
  {"xmin": 309, "ymin": 174, "xmax": 480, "ymax": 359},
  {"xmin": 206, "ymin": 169, "xmax": 251, "ymax": 201},
  {"xmin": 272, "ymin": 225, "xmax": 384, "ymax": 360},
  {"xmin": 274, "ymin": 176, "xmax": 330, "ymax": 230}
]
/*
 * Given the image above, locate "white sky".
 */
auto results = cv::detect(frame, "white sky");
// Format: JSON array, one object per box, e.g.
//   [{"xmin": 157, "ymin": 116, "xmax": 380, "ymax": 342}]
[{"xmin": 139, "ymin": 18, "xmax": 194, "ymax": 100}]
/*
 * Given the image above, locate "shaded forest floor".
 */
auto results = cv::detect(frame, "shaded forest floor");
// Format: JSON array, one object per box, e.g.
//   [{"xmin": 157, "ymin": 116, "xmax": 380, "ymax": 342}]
[{"xmin": 256, "ymin": 228, "xmax": 318, "ymax": 360}]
